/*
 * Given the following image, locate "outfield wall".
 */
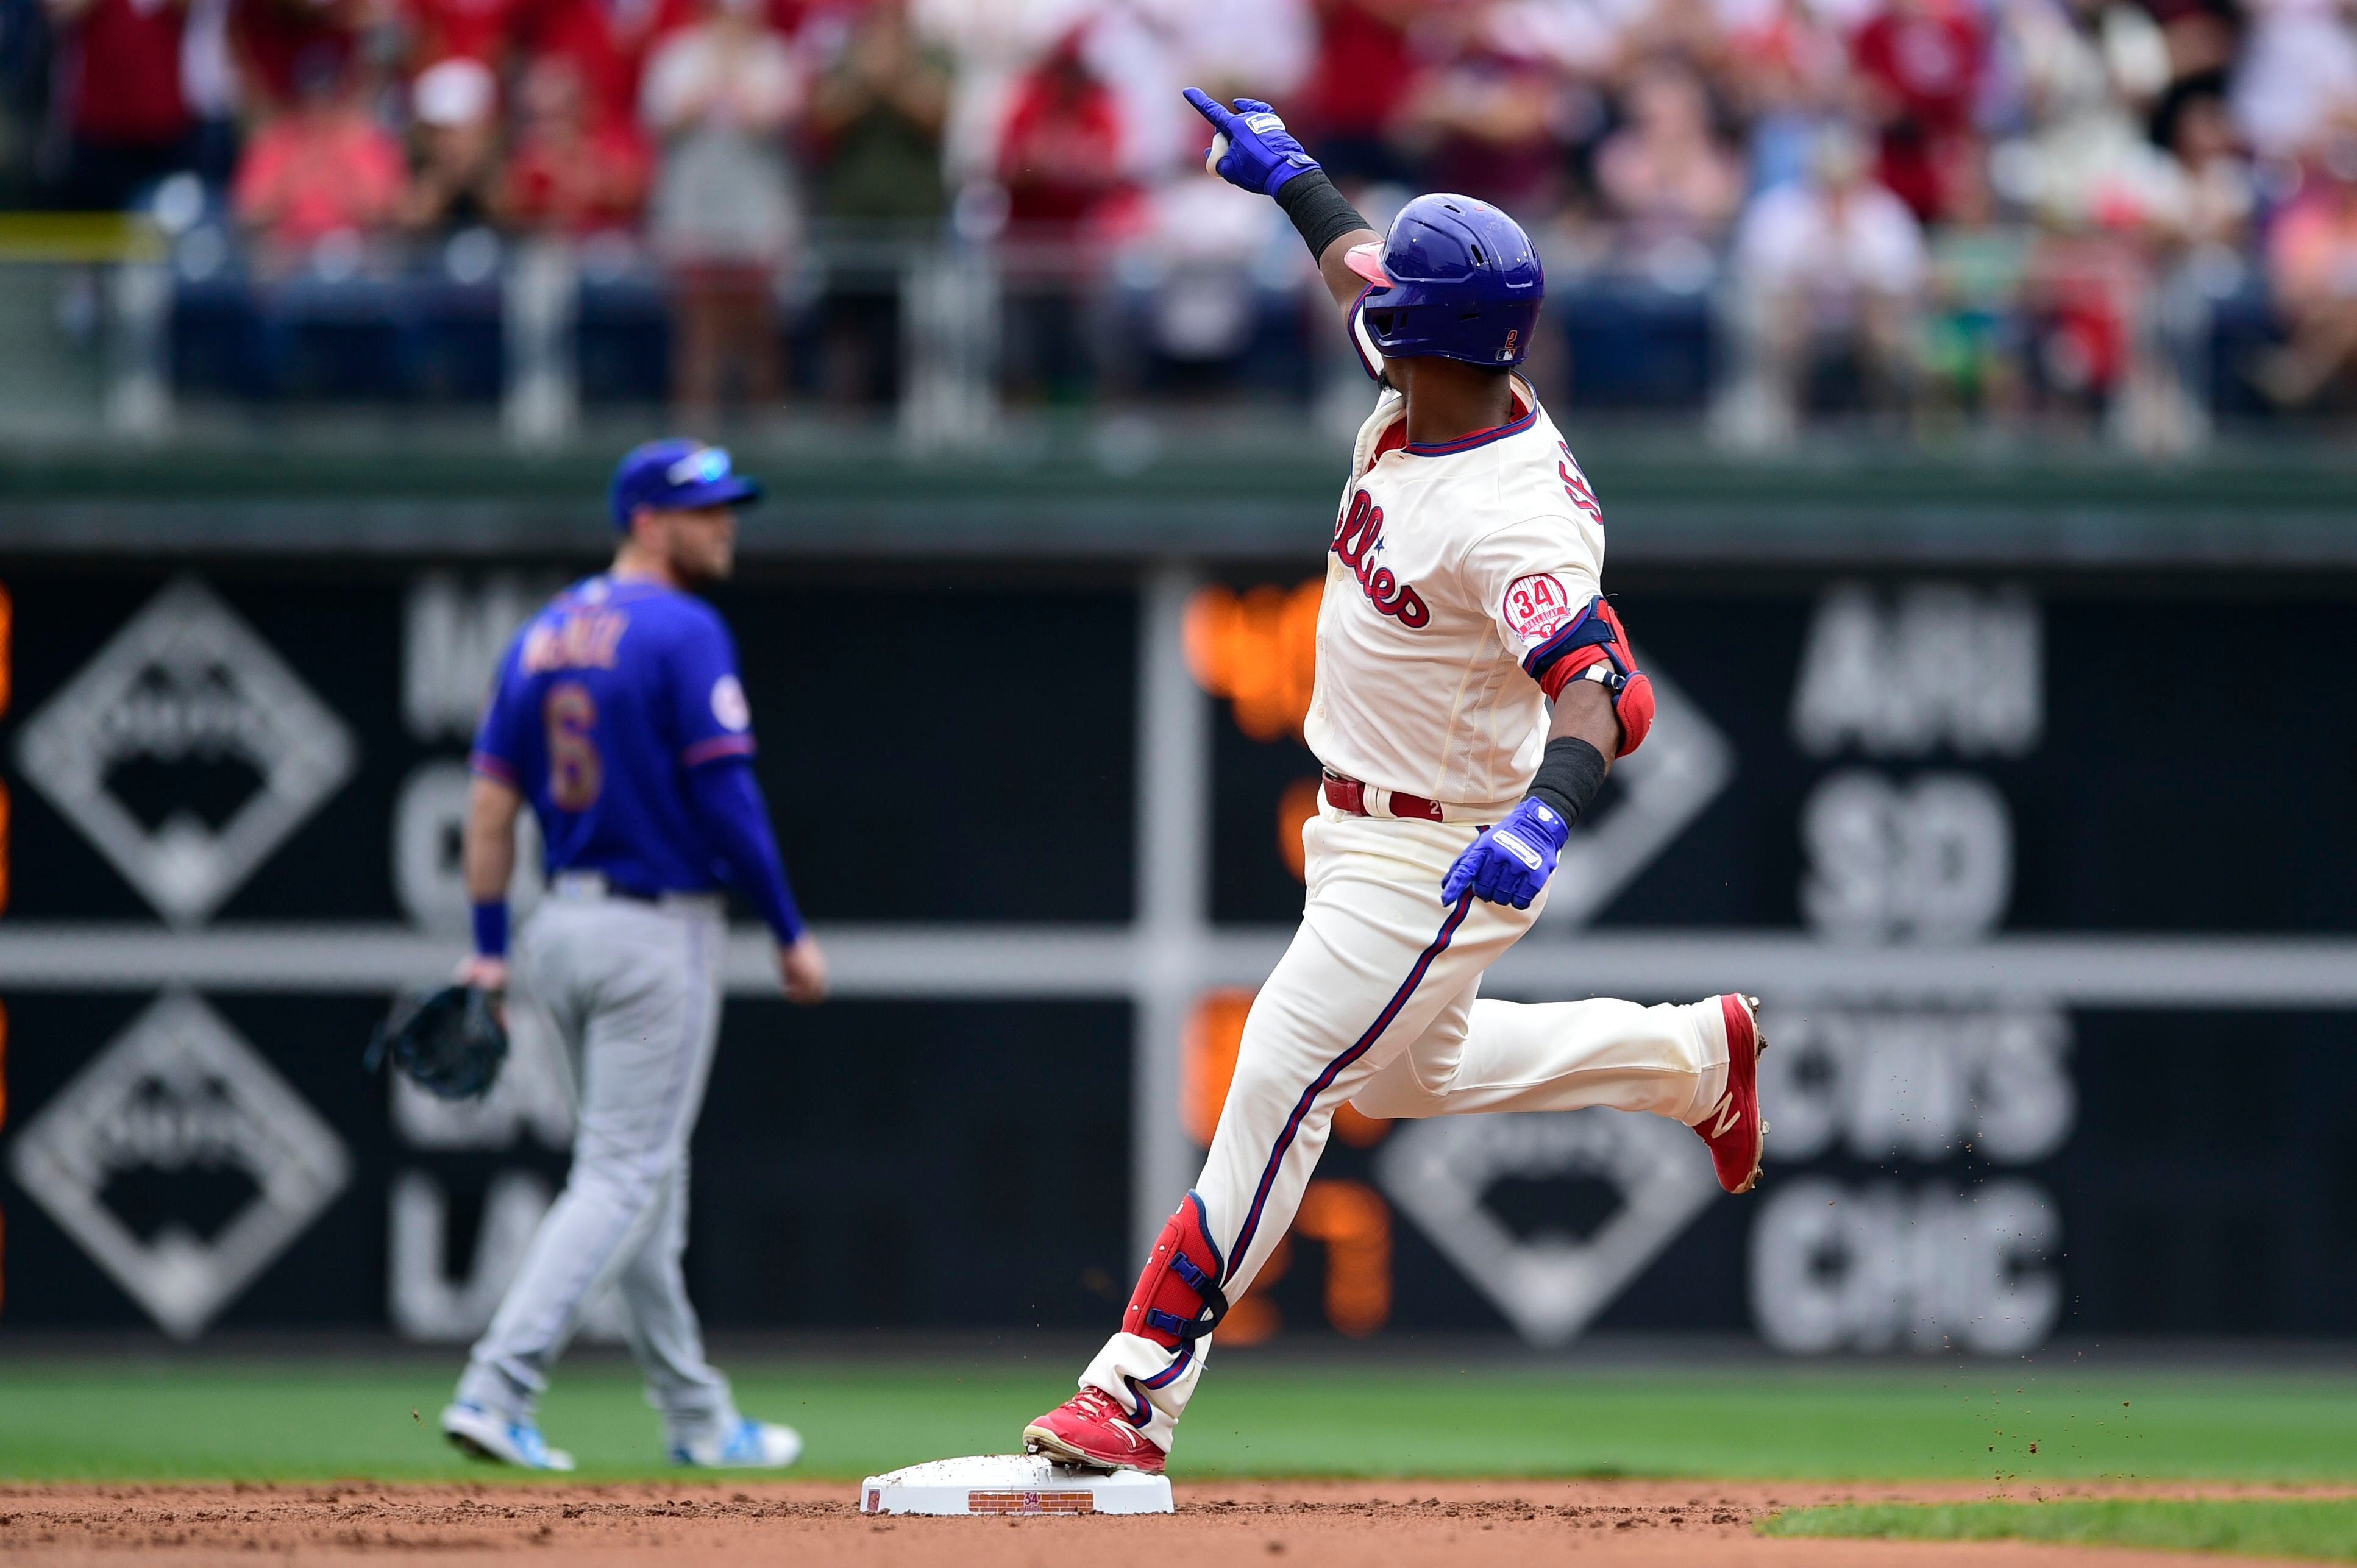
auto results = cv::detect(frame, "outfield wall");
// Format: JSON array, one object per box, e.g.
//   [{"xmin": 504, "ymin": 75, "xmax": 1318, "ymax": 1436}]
[{"xmin": 0, "ymin": 486, "xmax": 2352, "ymax": 1353}]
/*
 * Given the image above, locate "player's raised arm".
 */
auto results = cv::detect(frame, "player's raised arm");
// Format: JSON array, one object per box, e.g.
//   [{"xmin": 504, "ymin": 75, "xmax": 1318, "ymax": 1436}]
[{"xmin": 1183, "ymin": 88, "xmax": 1379, "ymax": 319}]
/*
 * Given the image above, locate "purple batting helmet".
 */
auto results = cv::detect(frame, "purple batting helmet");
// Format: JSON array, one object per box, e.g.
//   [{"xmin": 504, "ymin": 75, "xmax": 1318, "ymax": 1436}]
[{"xmin": 1345, "ymin": 193, "xmax": 1544, "ymax": 367}]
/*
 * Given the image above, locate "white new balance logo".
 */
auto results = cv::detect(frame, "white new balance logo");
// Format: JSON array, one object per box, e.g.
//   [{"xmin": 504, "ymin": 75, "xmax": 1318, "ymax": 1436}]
[{"xmin": 1704, "ymin": 1092, "xmax": 1741, "ymax": 1139}]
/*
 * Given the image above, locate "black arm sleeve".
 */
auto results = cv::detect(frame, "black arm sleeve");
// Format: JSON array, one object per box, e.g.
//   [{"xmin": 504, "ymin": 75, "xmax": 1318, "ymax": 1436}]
[
  {"xmin": 1527, "ymin": 736, "xmax": 1609, "ymax": 828},
  {"xmin": 1274, "ymin": 169, "xmax": 1373, "ymax": 263}
]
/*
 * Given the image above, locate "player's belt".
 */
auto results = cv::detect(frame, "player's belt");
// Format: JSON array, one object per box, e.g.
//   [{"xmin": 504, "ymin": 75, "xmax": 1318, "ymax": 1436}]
[
  {"xmin": 1321, "ymin": 770, "xmax": 1446, "ymax": 823},
  {"xmin": 549, "ymin": 870, "xmax": 664, "ymax": 904}
]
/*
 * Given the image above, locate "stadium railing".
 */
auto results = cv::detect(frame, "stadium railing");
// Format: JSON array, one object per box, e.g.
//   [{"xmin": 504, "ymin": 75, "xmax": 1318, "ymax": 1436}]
[{"xmin": 0, "ymin": 213, "xmax": 2286, "ymax": 456}]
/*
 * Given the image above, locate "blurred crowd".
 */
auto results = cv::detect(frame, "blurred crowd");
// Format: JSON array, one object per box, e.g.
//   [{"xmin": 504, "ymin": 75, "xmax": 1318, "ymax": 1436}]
[{"xmin": 8, "ymin": 0, "xmax": 2357, "ymax": 428}]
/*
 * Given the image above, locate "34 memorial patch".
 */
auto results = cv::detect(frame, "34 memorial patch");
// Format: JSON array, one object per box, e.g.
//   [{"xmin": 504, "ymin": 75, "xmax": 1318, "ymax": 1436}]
[{"xmin": 1502, "ymin": 573, "xmax": 1577, "ymax": 642}]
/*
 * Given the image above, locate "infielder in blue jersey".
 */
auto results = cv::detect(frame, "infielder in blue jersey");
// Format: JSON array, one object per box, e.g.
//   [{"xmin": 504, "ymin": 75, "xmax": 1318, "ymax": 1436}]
[{"xmin": 439, "ymin": 439, "xmax": 826, "ymax": 1472}]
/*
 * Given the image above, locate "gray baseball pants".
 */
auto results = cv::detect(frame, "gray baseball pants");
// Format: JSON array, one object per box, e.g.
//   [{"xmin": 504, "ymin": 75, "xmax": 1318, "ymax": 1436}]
[{"xmin": 453, "ymin": 885, "xmax": 739, "ymax": 1447}]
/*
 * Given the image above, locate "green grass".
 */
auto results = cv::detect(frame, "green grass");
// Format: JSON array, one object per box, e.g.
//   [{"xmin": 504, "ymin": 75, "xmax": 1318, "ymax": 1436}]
[
  {"xmin": 0, "ymin": 1358, "xmax": 2352, "ymax": 1485},
  {"xmin": 1765, "ymin": 1499, "xmax": 2357, "ymax": 1561}
]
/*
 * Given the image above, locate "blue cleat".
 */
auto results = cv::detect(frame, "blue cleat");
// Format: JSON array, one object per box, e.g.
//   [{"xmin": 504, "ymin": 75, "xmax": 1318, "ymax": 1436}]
[{"xmin": 670, "ymin": 1417, "xmax": 803, "ymax": 1469}]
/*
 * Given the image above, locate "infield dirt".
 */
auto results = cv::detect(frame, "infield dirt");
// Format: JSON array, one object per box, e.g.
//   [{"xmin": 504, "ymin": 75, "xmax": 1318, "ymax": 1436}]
[{"xmin": 1, "ymin": 1479, "xmax": 2348, "ymax": 1566}]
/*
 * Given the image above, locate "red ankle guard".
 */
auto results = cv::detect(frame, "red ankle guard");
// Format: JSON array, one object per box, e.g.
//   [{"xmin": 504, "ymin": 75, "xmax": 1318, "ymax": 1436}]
[{"xmin": 1123, "ymin": 1191, "xmax": 1229, "ymax": 1350}]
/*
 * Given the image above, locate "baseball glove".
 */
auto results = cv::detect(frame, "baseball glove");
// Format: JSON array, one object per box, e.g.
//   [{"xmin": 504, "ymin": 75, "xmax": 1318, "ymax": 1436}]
[{"xmin": 366, "ymin": 985, "xmax": 509, "ymax": 1101}]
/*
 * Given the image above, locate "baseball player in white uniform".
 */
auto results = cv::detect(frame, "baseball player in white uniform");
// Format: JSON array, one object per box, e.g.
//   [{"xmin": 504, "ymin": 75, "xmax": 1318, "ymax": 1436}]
[{"xmin": 1022, "ymin": 92, "xmax": 1768, "ymax": 1474}]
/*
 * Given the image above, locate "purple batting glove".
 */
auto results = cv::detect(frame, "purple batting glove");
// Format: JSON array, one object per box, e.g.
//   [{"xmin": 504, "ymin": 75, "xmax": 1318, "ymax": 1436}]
[
  {"xmin": 1182, "ymin": 88, "xmax": 1321, "ymax": 197},
  {"xmin": 1442, "ymin": 798, "xmax": 1571, "ymax": 910}
]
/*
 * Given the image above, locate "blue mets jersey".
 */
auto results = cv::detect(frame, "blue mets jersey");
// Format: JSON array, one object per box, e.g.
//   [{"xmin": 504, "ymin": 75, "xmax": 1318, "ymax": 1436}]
[{"xmin": 471, "ymin": 575, "xmax": 757, "ymax": 893}]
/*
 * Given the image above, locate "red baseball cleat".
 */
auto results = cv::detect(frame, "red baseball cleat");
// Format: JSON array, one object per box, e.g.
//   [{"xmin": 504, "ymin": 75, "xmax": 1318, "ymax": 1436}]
[
  {"xmin": 1694, "ymin": 993, "xmax": 1767, "ymax": 1194},
  {"xmin": 1023, "ymin": 1386, "xmax": 1167, "ymax": 1474}
]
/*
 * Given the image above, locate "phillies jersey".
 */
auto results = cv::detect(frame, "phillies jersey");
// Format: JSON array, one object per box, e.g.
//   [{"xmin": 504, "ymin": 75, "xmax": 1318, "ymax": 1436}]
[
  {"xmin": 471, "ymin": 574, "xmax": 758, "ymax": 893},
  {"xmin": 1303, "ymin": 354, "xmax": 1609, "ymax": 814}
]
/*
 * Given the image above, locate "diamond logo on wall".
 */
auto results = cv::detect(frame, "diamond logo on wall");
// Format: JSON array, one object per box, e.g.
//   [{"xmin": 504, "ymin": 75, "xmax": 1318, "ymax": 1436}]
[
  {"xmin": 7, "ymin": 993, "xmax": 352, "ymax": 1338},
  {"xmin": 1373, "ymin": 1109, "xmax": 1721, "ymax": 1346},
  {"xmin": 13, "ymin": 577, "xmax": 357, "ymax": 924},
  {"xmin": 1537, "ymin": 660, "xmax": 1733, "ymax": 929}
]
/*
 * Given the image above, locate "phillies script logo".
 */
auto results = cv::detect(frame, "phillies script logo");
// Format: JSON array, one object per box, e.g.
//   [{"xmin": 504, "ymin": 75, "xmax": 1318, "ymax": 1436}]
[{"xmin": 1334, "ymin": 491, "xmax": 1431, "ymax": 628}]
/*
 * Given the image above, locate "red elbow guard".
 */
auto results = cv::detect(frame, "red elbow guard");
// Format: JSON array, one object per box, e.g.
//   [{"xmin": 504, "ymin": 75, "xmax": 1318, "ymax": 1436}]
[
  {"xmin": 1613, "ymin": 668, "xmax": 1655, "ymax": 755},
  {"xmin": 1534, "ymin": 599, "xmax": 1654, "ymax": 757}
]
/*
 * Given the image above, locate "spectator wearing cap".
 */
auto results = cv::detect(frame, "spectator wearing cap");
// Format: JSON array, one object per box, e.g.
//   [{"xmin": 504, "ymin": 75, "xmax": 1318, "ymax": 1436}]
[
  {"xmin": 231, "ymin": 48, "xmax": 408, "ymax": 250},
  {"xmin": 641, "ymin": 0, "xmax": 805, "ymax": 415},
  {"xmin": 1723, "ymin": 123, "xmax": 1925, "ymax": 444},
  {"xmin": 995, "ymin": 29, "xmax": 1135, "ymax": 241},
  {"xmin": 993, "ymin": 28, "xmax": 1138, "ymax": 402},
  {"xmin": 43, "ymin": 0, "xmax": 196, "ymax": 209},
  {"xmin": 500, "ymin": 55, "xmax": 652, "ymax": 233},
  {"xmin": 402, "ymin": 54, "xmax": 503, "ymax": 233}
]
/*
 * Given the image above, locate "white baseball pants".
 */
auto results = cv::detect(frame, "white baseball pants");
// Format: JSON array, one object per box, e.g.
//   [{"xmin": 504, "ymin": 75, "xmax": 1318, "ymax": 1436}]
[
  {"xmin": 1081, "ymin": 807, "xmax": 1735, "ymax": 1454},
  {"xmin": 453, "ymin": 889, "xmax": 741, "ymax": 1449}
]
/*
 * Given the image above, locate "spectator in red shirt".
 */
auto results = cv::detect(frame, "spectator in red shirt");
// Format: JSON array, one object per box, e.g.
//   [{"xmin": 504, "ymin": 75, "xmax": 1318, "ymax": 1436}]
[
  {"xmin": 499, "ymin": 54, "xmax": 651, "ymax": 233},
  {"xmin": 1298, "ymin": 0, "xmax": 1428, "ymax": 185},
  {"xmin": 44, "ymin": 0, "xmax": 195, "ymax": 209},
  {"xmin": 231, "ymin": 0, "xmax": 365, "ymax": 115},
  {"xmin": 522, "ymin": 0, "xmax": 680, "ymax": 133},
  {"xmin": 231, "ymin": 50, "xmax": 408, "ymax": 248},
  {"xmin": 1395, "ymin": 18, "xmax": 1571, "ymax": 213},
  {"xmin": 994, "ymin": 29, "xmax": 1134, "ymax": 402},
  {"xmin": 758, "ymin": 0, "xmax": 844, "ymax": 39},
  {"xmin": 995, "ymin": 31, "xmax": 1133, "ymax": 239},
  {"xmin": 402, "ymin": 0, "xmax": 523, "ymax": 71},
  {"xmin": 1850, "ymin": 0, "xmax": 1987, "ymax": 223}
]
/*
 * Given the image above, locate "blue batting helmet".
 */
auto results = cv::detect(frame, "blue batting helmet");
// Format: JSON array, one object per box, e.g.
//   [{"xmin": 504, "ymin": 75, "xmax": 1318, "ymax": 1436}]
[{"xmin": 1346, "ymin": 194, "xmax": 1543, "ymax": 367}]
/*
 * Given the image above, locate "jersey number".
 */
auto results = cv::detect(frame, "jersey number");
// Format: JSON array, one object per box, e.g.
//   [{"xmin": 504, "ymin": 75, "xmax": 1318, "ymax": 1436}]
[{"xmin": 544, "ymin": 683, "xmax": 602, "ymax": 811}]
